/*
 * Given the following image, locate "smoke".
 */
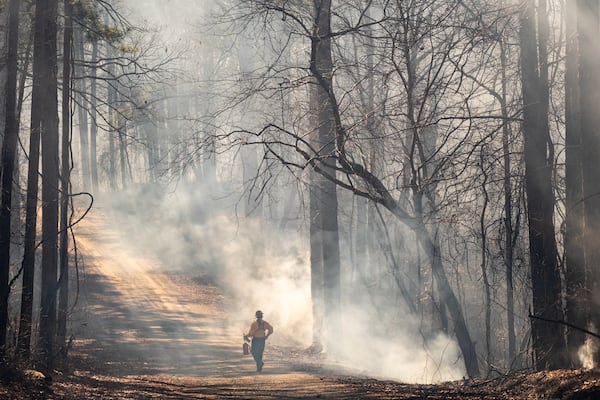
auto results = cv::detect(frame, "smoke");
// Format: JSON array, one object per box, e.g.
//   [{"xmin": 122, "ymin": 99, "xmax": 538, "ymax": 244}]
[
  {"xmin": 578, "ymin": 328, "xmax": 598, "ymax": 370},
  {"xmin": 101, "ymin": 179, "xmax": 314, "ymax": 347},
  {"xmin": 97, "ymin": 178, "xmax": 464, "ymax": 383},
  {"xmin": 89, "ymin": 0, "xmax": 466, "ymax": 384},
  {"xmin": 328, "ymin": 314, "xmax": 463, "ymax": 382}
]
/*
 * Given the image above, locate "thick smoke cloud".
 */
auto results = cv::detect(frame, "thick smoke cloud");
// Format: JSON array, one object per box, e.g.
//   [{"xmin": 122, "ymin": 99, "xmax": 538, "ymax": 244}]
[
  {"xmin": 94, "ymin": 0, "xmax": 468, "ymax": 383},
  {"xmin": 100, "ymin": 177, "xmax": 463, "ymax": 382}
]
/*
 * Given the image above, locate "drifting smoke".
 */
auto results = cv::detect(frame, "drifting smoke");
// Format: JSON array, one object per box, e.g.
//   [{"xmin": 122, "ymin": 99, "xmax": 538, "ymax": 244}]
[
  {"xmin": 89, "ymin": 0, "xmax": 467, "ymax": 384},
  {"xmin": 99, "ymin": 178, "xmax": 464, "ymax": 383},
  {"xmin": 578, "ymin": 328, "xmax": 598, "ymax": 370}
]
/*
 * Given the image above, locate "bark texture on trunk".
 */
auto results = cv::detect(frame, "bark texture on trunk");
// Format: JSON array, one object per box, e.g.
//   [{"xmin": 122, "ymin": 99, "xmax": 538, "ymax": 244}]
[
  {"xmin": 311, "ymin": 0, "xmax": 341, "ymax": 352},
  {"xmin": 520, "ymin": 0, "xmax": 567, "ymax": 370},
  {"xmin": 36, "ymin": 0, "xmax": 60, "ymax": 372},
  {"xmin": 578, "ymin": 0, "xmax": 600, "ymax": 366}
]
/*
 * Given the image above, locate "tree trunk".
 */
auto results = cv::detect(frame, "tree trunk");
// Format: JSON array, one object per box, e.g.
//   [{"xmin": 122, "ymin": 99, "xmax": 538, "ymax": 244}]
[
  {"xmin": 18, "ymin": 28, "xmax": 41, "ymax": 362},
  {"xmin": 57, "ymin": 0, "xmax": 73, "ymax": 356},
  {"xmin": 565, "ymin": 0, "xmax": 586, "ymax": 368},
  {"xmin": 37, "ymin": 0, "xmax": 60, "ymax": 372},
  {"xmin": 118, "ymin": 119, "xmax": 129, "ymax": 187},
  {"xmin": 427, "ymin": 230, "xmax": 479, "ymax": 377},
  {"xmin": 90, "ymin": 39, "xmax": 98, "ymax": 191},
  {"xmin": 499, "ymin": 38, "xmax": 518, "ymax": 369},
  {"xmin": 519, "ymin": 0, "xmax": 567, "ymax": 370},
  {"xmin": 308, "ymin": 56, "xmax": 325, "ymax": 350},
  {"xmin": 354, "ymin": 6, "xmax": 375, "ymax": 288},
  {"xmin": 309, "ymin": 166, "xmax": 324, "ymax": 351},
  {"xmin": 311, "ymin": 0, "xmax": 341, "ymax": 352},
  {"xmin": 479, "ymin": 150, "xmax": 492, "ymax": 375},
  {"xmin": 144, "ymin": 114, "xmax": 159, "ymax": 183},
  {"xmin": 577, "ymin": 0, "xmax": 600, "ymax": 366},
  {"xmin": 74, "ymin": 25, "xmax": 90, "ymax": 190},
  {"xmin": 107, "ymin": 40, "xmax": 117, "ymax": 191},
  {"xmin": 0, "ymin": 0, "xmax": 20, "ymax": 356}
]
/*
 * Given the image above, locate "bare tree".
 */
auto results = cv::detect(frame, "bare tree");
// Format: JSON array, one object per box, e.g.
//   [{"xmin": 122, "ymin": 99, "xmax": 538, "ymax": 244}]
[
  {"xmin": 519, "ymin": 0, "xmax": 567, "ymax": 370},
  {"xmin": 0, "ymin": 0, "xmax": 20, "ymax": 357},
  {"xmin": 311, "ymin": 0, "xmax": 342, "ymax": 352}
]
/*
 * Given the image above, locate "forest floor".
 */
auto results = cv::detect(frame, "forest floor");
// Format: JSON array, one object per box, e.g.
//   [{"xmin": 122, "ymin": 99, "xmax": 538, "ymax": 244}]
[{"xmin": 2, "ymin": 204, "xmax": 600, "ymax": 399}]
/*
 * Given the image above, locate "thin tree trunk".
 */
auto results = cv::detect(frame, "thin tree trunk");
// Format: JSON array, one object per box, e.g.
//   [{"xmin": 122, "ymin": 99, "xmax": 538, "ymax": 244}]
[
  {"xmin": 118, "ymin": 121, "xmax": 129, "ymax": 187},
  {"xmin": 479, "ymin": 149, "xmax": 492, "ymax": 375},
  {"xmin": 0, "ymin": 0, "xmax": 21, "ymax": 356},
  {"xmin": 74, "ymin": 26, "xmax": 90, "ymax": 190},
  {"xmin": 499, "ymin": 38, "xmax": 517, "ymax": 369},
  {"xmin": 57, "ymin": 0, "xmax": 73, "ymax": 356},
  {"xmin": 145, "ymin": 115, "xmax": 159, "ymax": 183},
  {"xmin": 90, "ymin": 39, "xmax": 98, "ymax": 191},
  {"xmin": 108, "ymin": 98, "xmax": 116, "ymax": 190},
  {"xmin": 107, "ymin": 41, "xmax": 117, "ymax": 191}
]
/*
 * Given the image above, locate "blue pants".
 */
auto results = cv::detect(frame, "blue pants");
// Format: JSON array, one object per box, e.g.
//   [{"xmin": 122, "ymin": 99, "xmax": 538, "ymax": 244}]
[{"xmin": 251, "ymin": 337, "xmax": 266, "ymax": 371}]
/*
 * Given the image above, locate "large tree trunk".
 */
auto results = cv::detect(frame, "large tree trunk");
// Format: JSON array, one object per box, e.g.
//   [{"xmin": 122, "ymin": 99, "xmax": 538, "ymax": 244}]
[
  {"xmin": 311, "ymin": 0, "xmax": 341, "ymax": 352},
  {"xmin": 308, "ymin": 61, "xmax": 324, "ymax": 352},
  {"xmin": 0, "ymin": 0, "xmax": 20, "ymax": 356},
  {"xmin": 18, "ymin": 25, "xmax": 41, "ymax": 361},
  {"xmin": 577, "ymin": 0, "xmax": 600, "ymax": 366},
  {"xmin": 37, "ymin": 0, "xmax": 60, "ymax": 372},
  {"xmin": 565, "ymin": 0, "xmax": 586, "ymax": 368},
  {"xmin": 519, "ymin": 0, "xmax": 567, "ymax": 370},
  {"xmin": 309, "ymin": 164, "xmax": 325, "ymax": 351}
]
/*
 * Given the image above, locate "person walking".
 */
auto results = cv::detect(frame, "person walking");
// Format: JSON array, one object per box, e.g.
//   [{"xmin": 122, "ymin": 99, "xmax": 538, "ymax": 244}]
[{"xmin": 244, "ymin": 310, "xmax": 273, "ymax": 372}]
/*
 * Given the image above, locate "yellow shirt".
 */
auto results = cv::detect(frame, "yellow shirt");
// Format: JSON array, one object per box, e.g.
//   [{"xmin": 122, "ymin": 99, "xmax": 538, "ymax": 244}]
[{"xmin": 247, "ymin": 319, "xmax": 273, "ymax": 338}]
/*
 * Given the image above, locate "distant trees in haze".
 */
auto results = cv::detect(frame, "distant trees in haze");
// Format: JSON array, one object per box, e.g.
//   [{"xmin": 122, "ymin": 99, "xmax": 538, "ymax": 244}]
[{"xmin": 0, "ymin": 0, "xmax": 600, "ymax": 382}]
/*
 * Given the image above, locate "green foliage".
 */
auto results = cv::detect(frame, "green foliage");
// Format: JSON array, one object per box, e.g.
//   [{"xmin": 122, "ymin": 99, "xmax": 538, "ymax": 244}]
[{"xmin": 72, "ymin": 0, "xmax": 129, "ymax": 44}]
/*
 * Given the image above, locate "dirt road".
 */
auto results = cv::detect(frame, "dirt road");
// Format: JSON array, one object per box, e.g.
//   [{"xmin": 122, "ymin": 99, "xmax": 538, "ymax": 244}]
[
  {"xmin": 59, "ymin": 205, "xmax": 409, "ymax": 399},
  {"xmin": 41, "ymin": 205, "xmax": 598, "ymax": 399}
]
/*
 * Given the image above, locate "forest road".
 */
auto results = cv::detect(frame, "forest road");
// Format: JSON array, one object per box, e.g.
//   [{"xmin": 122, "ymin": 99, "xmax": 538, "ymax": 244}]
[{"xmin": 48, "ymin": 204, "xmax": 527, "ymax": 399}]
